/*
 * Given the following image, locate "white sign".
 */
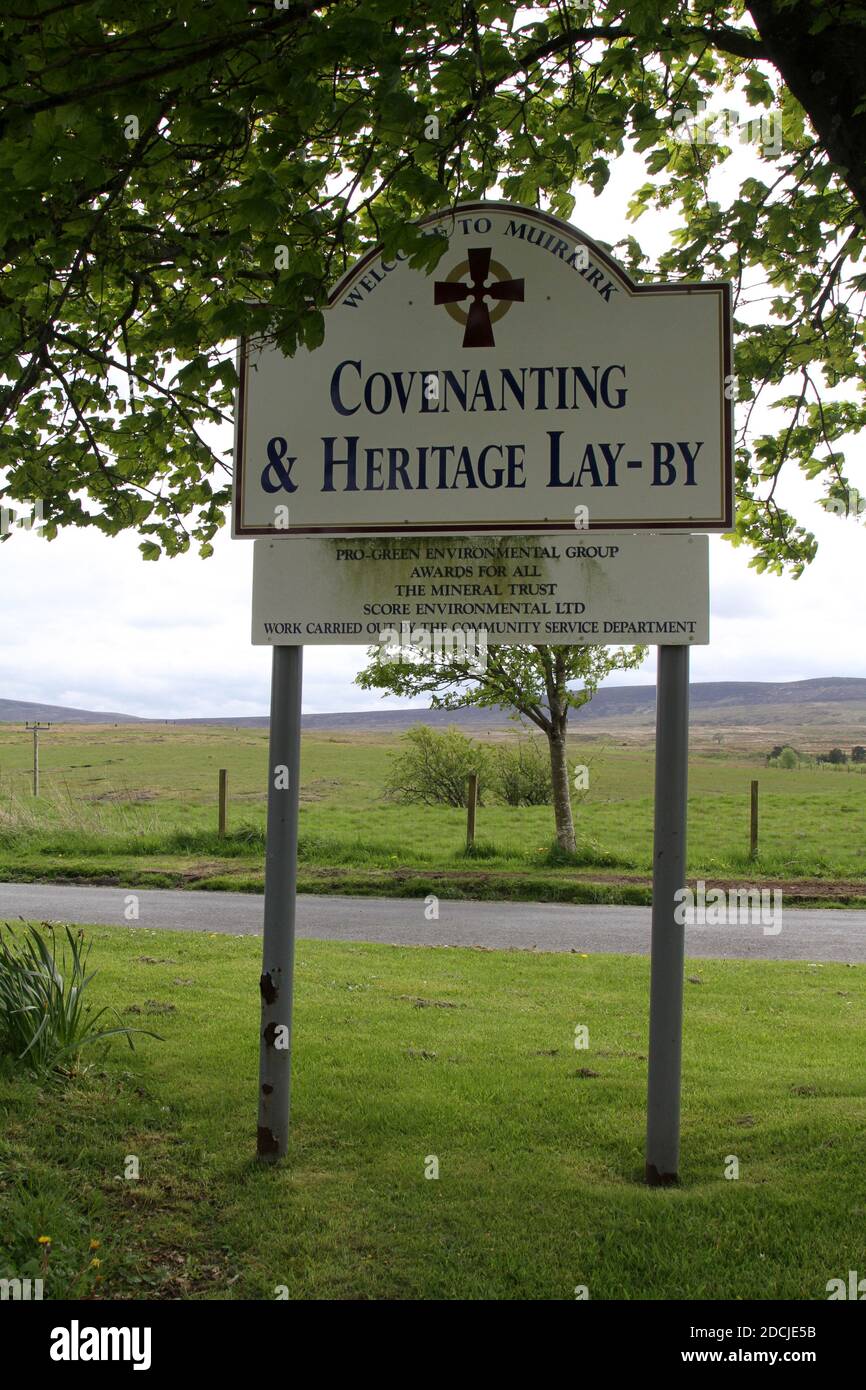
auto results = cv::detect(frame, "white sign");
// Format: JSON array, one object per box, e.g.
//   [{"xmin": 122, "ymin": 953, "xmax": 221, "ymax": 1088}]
[
  {"xmin": 251, "ymin": 533, "xmax": 709, "ymax": 646},
  {"xmin": 234, "ymin": 203, "xmax": 732, "ymax": 537}
]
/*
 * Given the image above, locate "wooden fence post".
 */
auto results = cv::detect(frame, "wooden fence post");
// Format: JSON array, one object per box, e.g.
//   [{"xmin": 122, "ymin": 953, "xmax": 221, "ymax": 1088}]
[
  {"xmin": 219, "ymin": 768, "xmax": 228, "ymax": 838},
  {"xmin": 466, "ymin": 772, "xmax": 478, "ymax": 851}
]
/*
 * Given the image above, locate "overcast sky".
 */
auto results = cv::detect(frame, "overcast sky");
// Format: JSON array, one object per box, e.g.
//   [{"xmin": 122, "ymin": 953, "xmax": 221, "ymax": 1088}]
[{"xmin": 2, "ymin": 120, "xmax": 863, "ymax": 719}]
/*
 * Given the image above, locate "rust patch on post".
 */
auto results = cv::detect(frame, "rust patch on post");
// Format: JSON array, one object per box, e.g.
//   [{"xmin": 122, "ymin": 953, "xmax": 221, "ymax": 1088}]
[
  {"xmin": 257, "ymin": 1126, "xmax": 280, "ymax": 1156},
  {"xmin": 645, "ymin": 1163, "xmax": 679, "ymax": 1187},
  {"xmin": 260, "ymin": 971, "xmax": 279, "ymax": 1004},
  {"xmin": 263, "ymin": 1021, "xmax": 281, "ymax": 1047},
  {"xmin": 261, "ymin": 1083, "xmax": 273, "ymax": 1095}
]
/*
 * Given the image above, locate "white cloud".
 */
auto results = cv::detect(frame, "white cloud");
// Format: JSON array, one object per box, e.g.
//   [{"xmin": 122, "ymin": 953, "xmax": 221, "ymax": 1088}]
[{"xmin": 1, "ymin": 497, "xmax": 863, "ymax": 718}]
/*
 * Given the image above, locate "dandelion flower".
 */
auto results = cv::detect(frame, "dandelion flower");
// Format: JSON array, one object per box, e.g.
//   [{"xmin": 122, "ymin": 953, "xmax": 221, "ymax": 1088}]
[{"xmin": 37, "ymin": 1235, "xmax": 51, "ymax": 1245}]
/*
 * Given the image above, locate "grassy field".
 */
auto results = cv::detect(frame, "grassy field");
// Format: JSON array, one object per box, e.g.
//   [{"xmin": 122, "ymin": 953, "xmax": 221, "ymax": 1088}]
[
  {"xmin": 1, "ymin": 924, "xmax": 864, "ymax": 1300},
  {"xmin": 0, "ymin": 721, "xmax": 865, "ymax": 904}
]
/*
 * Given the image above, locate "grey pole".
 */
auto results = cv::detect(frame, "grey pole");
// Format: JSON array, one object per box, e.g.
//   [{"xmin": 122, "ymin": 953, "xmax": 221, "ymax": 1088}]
[
  {"xmin": 645, "ymin": 644, "xmax": 690, "ymax": 1185},
  {"xmin": 257, "ymin": 644, "xmax": 303, "ymax": 1162}
]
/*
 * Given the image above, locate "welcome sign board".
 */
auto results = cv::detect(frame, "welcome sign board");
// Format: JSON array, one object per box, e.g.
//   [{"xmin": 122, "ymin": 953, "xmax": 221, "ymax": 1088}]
[{"xmin": 233, "ymin": 202, "xmax": 733, "ymax": 537}]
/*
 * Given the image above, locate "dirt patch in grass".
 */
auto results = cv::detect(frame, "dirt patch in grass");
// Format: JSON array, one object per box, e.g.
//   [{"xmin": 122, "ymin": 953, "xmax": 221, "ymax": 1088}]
[
  {"xmin": 397, "ymin": 995, "xmax": 461, "ymax": 1009},
  {"xmin": 299, "ymin": 779, "xmax": 344, "ymax": 803},
  {"xmin": 295, "ymin": 863, "xmax": 866, "ymax": 902},
  {"xmin": 4, "ymin": 858, "xmax": 865, "ymax": 909},
  {"xmin": 86, "ymin": 789, "xmax": 158, "ymax": 803}
]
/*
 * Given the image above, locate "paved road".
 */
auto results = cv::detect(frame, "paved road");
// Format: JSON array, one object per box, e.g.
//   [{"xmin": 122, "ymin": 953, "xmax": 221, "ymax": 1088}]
[{"xmin": 1, "ymin": 881, "xmax": 865, "ymax": 962}]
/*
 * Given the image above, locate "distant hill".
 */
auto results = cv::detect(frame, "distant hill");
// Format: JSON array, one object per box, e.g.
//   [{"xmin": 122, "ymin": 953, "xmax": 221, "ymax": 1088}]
[
  {"xmin": 0, "ymin": 697, "xmax": 143, "ymax": 724},
  {"xmin": 301, "ymin": 678, "xmax": 866, "ymax": 733},
  {"xmin": 2, "ymin": 679, "xmax": 866, "ymax": 742},
  {"xmin": 299, "ymin": 677, "xmax": 866, "ymax": 740}
]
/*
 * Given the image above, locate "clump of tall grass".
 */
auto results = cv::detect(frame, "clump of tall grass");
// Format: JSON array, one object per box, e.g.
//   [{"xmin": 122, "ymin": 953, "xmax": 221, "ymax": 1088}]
[
  {"xmin": 542, "ymin": 838, "xmax": 625, "ymax": 869},
  {"xmin": 164, "ymin": 823, "xmax": 266, "ymax": 854},
  {"xmin": 0, "ymin": 784, "xmax": 160, "ymax": 849},
  {"xmin": 0, "ymin": 784, "xmax": 271, "ymax": 858},
  {"xmin": 0, "ymin": 923, "xmax": 160, "ymax": 1077}
]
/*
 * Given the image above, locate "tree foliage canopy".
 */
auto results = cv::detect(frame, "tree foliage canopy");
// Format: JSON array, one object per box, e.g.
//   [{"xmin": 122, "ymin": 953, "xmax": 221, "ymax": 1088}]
[
  {"xmin": 1, "ymin": 1, "xmax": 864, "ymax": 568},
  {"xmin": 356, "ymin": 639, "xmax": 646, "ymax": 731}
]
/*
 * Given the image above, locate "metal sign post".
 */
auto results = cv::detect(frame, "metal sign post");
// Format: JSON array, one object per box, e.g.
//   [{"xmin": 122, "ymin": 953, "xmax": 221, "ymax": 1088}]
[
  {"xmin": 257, "ymin": 644, "xmax": 303, "ymax": 1161},
  {"xmin": 645, "ymin": 645, "xmax": 690, "ymax": 1185}
]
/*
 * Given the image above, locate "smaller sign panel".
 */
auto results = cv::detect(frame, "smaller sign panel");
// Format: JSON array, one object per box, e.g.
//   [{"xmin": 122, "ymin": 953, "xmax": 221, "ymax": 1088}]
[{"xmin": 252, "ymin": 533, "xmax": 709, "ymax": 646}]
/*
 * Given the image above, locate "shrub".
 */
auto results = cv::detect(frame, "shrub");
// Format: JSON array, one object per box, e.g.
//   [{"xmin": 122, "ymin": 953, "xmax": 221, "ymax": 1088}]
[
  {"xmin": 490, "ymin": 737, "xmax": 553, "ymax": 805},
  {"xmin": 384, "ymin": 725, "xmax": 489, "ymax": 807},
  {"xmin": 0, "ymin": 922, "xmax": 159, "ymax": 1077}
]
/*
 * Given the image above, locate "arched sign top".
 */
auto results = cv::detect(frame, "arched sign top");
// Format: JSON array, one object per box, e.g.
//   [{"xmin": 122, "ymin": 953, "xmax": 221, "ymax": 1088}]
[
  {"xmin": 233, "ymin": 200, "xmax": 733, "ymax": 536},
  {"xmin": 328, "ymin": 200, "xmax": 706, "ymax": 306}
]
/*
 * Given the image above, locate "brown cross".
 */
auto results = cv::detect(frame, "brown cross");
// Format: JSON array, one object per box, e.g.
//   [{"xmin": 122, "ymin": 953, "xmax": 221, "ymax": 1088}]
[{"xmin": 434, "ymin": 247, "xmax": 524, "ymax": 347}]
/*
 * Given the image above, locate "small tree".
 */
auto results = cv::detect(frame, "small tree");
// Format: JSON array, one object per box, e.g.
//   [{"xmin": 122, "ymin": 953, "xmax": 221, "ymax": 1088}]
[
  {"xmin": 384, "ymin": 725, "xmax": 488, "ymax": 808},
  {"xmin": 778, "ymin": 747, "xmax": 798, "ymax": 769},
  {"xmin": 358, "ymin": 643, "xmax": 645, "ymax": 853},
  {"xmin": 828, "ymin": 747, "xmax": 848, "ymax": 764},
  {"xmin": 852, "ymin": 747, "xmax": 866, "ymax": 764}
]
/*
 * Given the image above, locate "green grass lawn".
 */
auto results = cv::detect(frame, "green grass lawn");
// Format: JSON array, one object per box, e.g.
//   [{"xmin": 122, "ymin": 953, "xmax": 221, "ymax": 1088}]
[
  {"xmin": 1, "ymin": 723, "xmax": 865, "ymax": 902},
  {"xmin": 2, "ymin": 925, "xmax": 864, "ymax": 1300}
]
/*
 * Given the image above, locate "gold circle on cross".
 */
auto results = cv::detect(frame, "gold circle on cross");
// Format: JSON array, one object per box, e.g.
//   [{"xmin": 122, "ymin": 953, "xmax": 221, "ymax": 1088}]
[{"xmin": 442, "ymin": 258, "xmax": 517, "ymax": 328}]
